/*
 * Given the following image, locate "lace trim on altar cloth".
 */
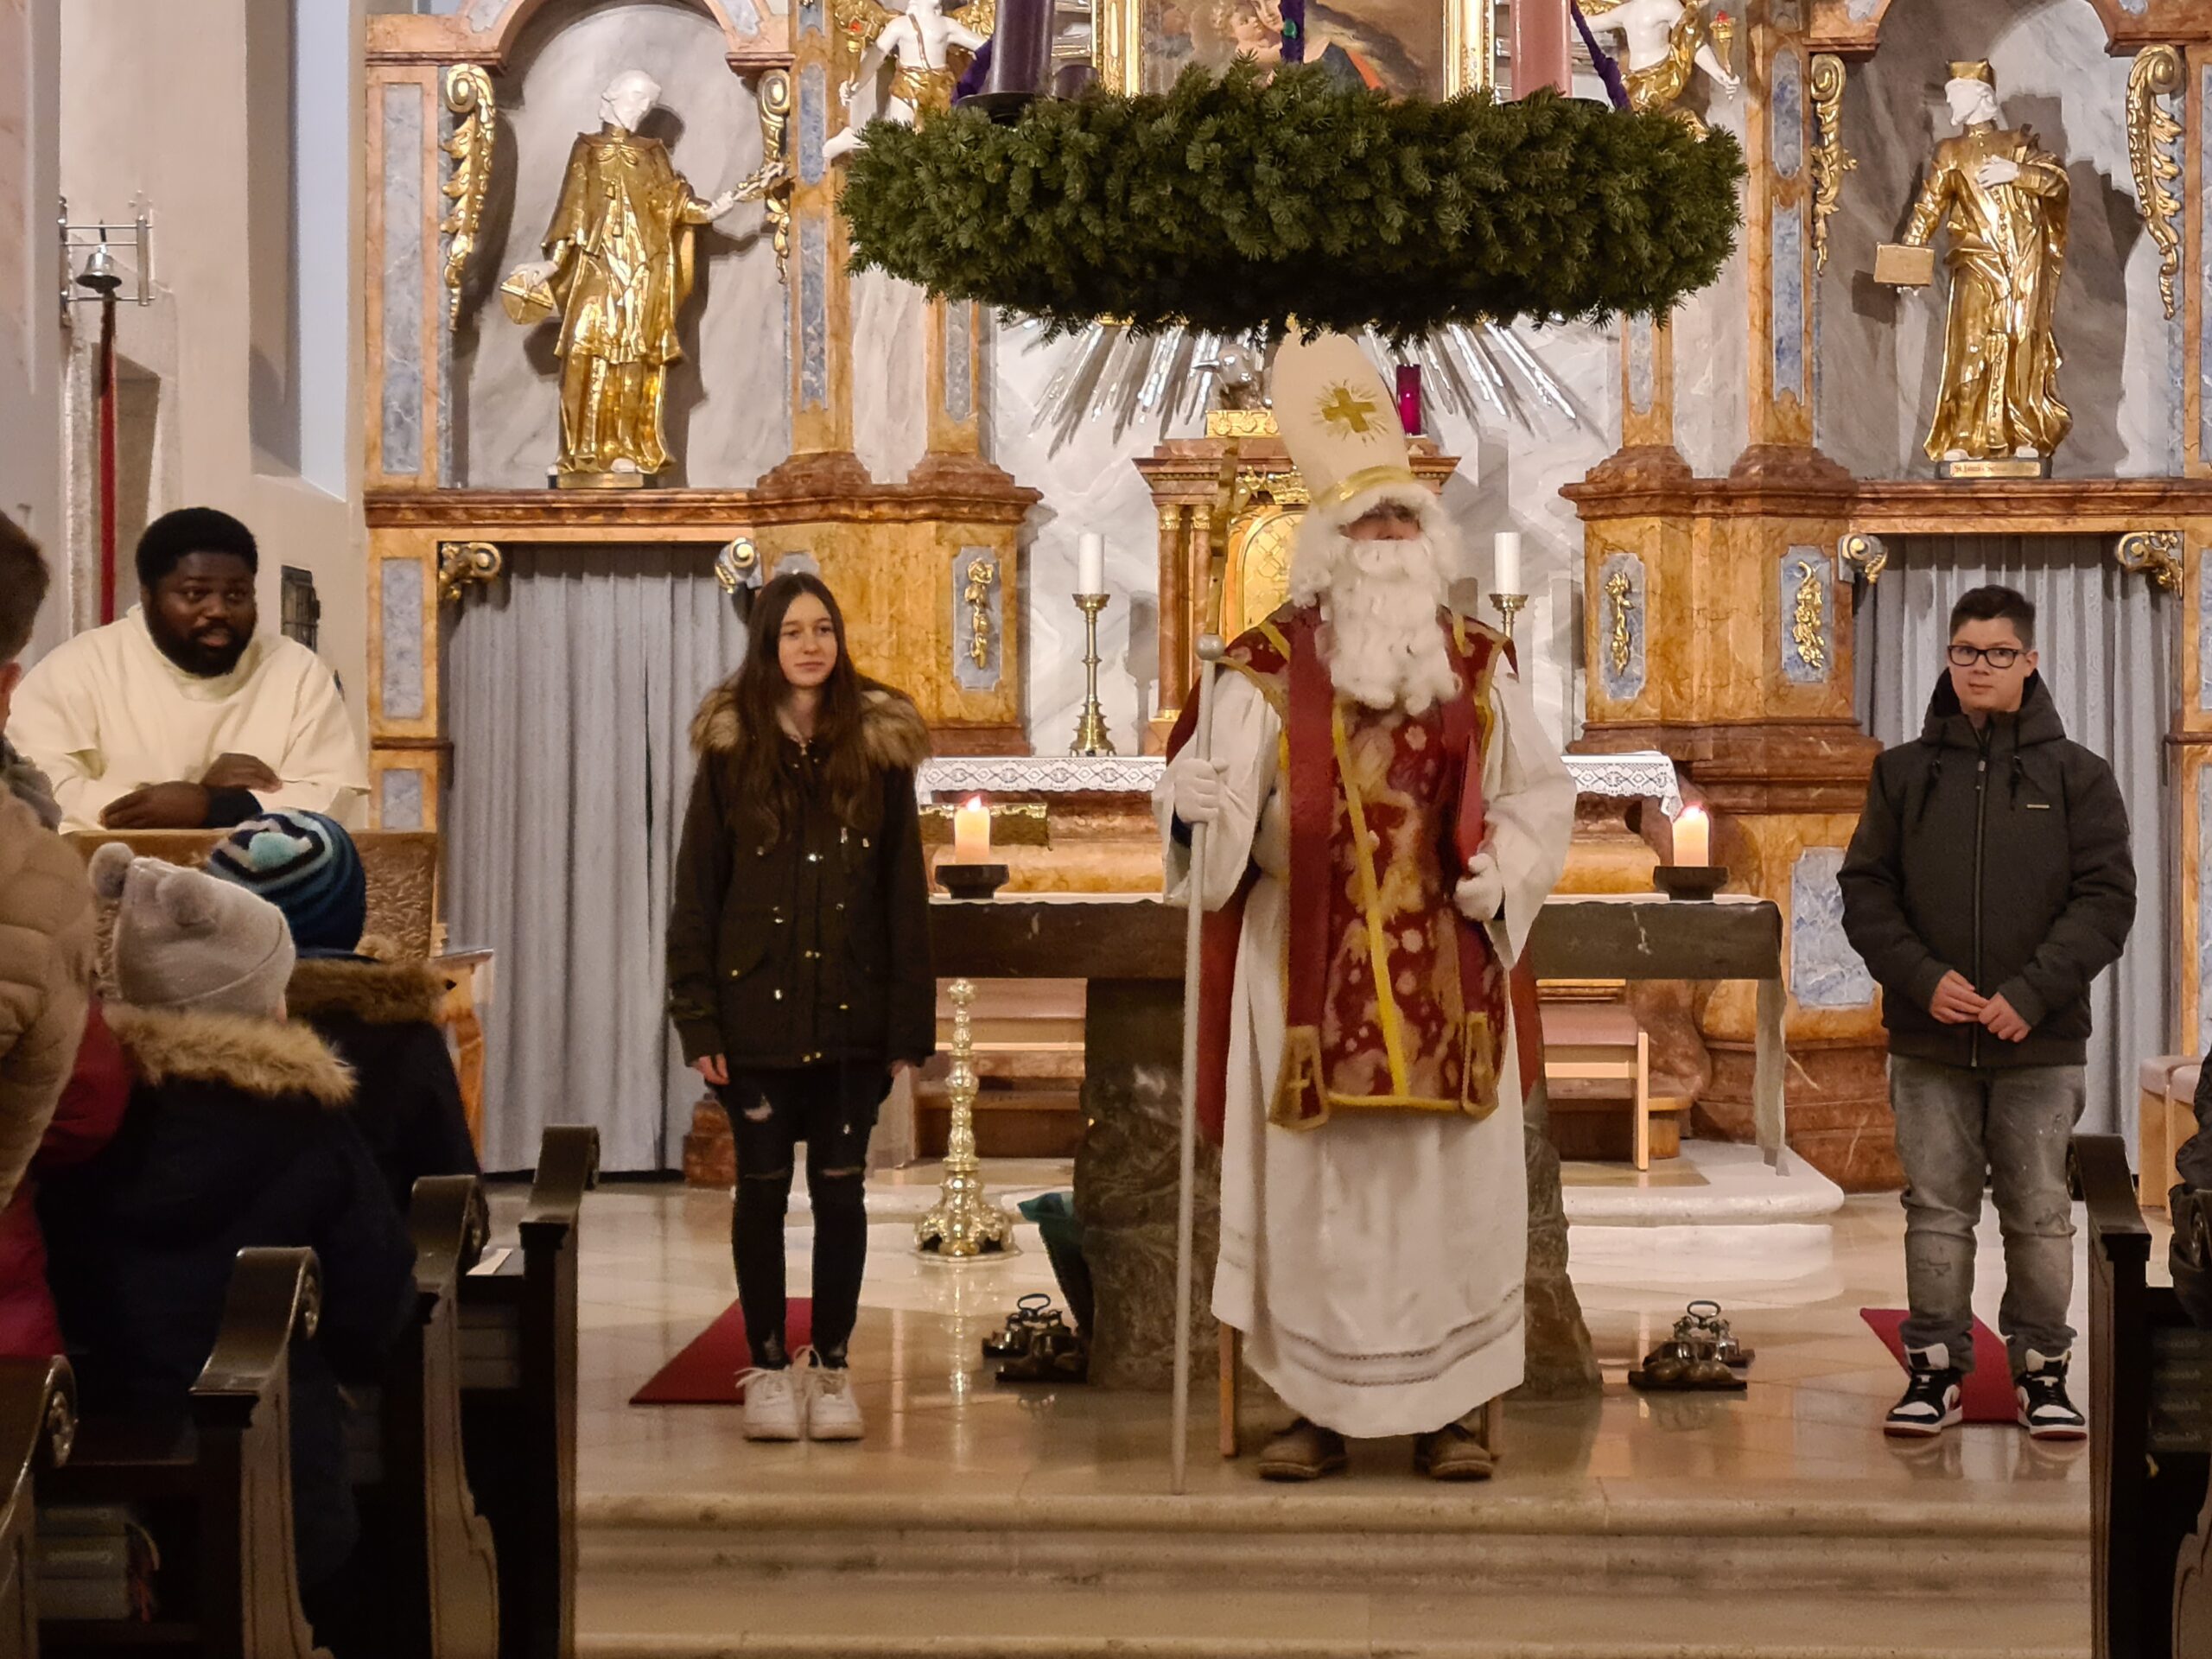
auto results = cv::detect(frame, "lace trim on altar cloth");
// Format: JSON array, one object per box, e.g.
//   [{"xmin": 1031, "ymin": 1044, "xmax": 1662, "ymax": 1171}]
[{"xmin": 917, "ymin": 751, "xmax": 1685, "ymax": 817}]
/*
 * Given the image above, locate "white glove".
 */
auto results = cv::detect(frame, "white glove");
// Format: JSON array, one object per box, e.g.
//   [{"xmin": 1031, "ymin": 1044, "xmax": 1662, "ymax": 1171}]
[
  {"xmin": 1166, "ymin": 751, "xmax": 1228, "ymax": 826},
  {"xmin": 1454, "ymin": 849, "xmax": 1503, "ymax": 922},
  {"xmin": 1976, "ymin": 157, "xmax": 2021, "ymax": 189}
]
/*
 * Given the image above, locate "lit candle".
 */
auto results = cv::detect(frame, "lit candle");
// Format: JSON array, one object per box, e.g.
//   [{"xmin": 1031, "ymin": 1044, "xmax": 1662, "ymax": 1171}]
[
  {"xmin": 1674, "ymin": 805, "xmax": 1710, "ymax": 868},
  {"xmin": 1077, "ymin": 532, "xmax": 1106, "ymax": 597},
  {"xmin": 1493, "ymin": 531, "xmax": 1522, "ymax": 598},
  {"xmin": 953, "ymin": 796, "xmax": 992, "ymax": 862}
]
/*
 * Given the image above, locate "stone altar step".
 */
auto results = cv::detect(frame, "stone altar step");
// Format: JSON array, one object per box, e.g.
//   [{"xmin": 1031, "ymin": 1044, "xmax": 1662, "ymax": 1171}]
[{"xmin": 576, "ymin": 1488, "xmax": 2086, "ymax": 1657}]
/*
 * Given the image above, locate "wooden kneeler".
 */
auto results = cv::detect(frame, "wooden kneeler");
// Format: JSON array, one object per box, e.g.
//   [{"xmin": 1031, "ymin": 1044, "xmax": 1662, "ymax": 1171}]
[{"xmin": 1216, "ymin": 1325, "xmax": 1504, "ymax": 1459}]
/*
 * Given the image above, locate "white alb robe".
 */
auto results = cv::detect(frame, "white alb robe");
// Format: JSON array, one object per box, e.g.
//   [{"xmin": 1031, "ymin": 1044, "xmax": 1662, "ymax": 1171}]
[
  {"xmin": 1158, "ymin": 659, "xmax": 1574, "ymax": 1437},
  {"xmin": 11, "ymin": 608, "xmax": 367, "ymax": 833}
]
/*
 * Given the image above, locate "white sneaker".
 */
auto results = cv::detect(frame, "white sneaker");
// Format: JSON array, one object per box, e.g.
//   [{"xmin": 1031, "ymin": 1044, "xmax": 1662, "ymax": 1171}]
[
  {"xmin": 740, "ymin": 1367, "xmax": 803, "ymax": 1440},
  {"xmin": 803, "ymin": 1358, "xmax": 864, "ymax": 1442}
]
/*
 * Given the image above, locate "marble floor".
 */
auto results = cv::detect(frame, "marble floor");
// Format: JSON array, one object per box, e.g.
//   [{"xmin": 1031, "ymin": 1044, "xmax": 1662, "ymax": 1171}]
[
  {"xmin": 569, "ymin": 1151, "xmax": 2103, "ymax": 1505},
  {"xmin": 560, "ymin": 1150, "xmax": 2122, "ymax": 1654}
]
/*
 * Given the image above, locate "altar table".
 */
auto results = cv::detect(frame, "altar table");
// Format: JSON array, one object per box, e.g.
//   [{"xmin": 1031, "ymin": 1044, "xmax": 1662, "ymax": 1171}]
[{"xmin": 929, "ymin": 891, "xmax": 1790, "ymax": 1387}]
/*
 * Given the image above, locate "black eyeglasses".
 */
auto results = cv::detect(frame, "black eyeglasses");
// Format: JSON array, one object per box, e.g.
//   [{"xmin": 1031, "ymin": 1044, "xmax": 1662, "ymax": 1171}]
[{"xmin": 1948, "ymin": 644, "xmax": 2024, "ymax": 669}]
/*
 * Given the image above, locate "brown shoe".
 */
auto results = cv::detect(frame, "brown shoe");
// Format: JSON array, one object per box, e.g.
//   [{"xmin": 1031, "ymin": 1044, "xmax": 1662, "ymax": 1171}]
[
  {"xmin": 1256, "ymin": 1418, "xmax": 1349, "ymax": 1481},
  {"xmin": 1413, "ymin": 1419, "xmax": 1496, "ymax": 1481}
]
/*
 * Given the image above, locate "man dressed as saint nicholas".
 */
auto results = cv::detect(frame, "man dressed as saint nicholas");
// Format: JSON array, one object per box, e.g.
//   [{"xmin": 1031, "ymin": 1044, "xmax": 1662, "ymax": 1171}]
[{"xmin": 1158, "ymin": 334, "xmax": 1575, "ymax": 1482}]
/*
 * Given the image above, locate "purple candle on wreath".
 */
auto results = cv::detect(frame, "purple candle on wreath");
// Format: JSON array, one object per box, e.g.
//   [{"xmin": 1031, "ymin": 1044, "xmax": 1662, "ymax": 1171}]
[
  {"xmin": 1279, "ymin": 0, "xmax": 1306, "ymax": 64},
  {"xmin": 1395, "ymin": 364, "xmax": 1423, "ymax": 437}
]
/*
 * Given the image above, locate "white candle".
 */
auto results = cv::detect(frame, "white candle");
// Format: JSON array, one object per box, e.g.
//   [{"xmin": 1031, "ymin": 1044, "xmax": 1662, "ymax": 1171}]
[
  {"xmin": 1077, "ymin": 532, "xmax": 1106, "ymax": 597},
  {"xmin": 1493, "ymin": 531, "xmax": 1522, "ymax": 597},
  {"xmin": 953, "ymin": 796, "xmax": 991, "ymax": 862},
  {"xmin": 1674, "ymin": 805, "xmax": 1710, "ymax": 868}
]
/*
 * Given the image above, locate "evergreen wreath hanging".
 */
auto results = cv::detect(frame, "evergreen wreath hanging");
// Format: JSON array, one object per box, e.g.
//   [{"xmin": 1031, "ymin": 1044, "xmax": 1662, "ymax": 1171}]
[{"xmin": 839, "ymin": 63, "xmax": 1746, "ymax": 340}]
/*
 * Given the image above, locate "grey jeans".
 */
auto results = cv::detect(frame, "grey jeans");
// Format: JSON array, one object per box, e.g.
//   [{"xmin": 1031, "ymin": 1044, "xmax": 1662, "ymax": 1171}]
[{"xmin": 1891, "ymin": 1054, "xmax": 2086, "ymax": 1376}]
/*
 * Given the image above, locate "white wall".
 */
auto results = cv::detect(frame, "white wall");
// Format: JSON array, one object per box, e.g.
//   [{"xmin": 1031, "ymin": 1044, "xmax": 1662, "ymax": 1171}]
[
  {"xmin": 0, "ymin": 0, "xmax": 65, "ymax": 652},
  {"xmin": 53, "ymin": 0, "xmax": 367, "ymax": 731}
]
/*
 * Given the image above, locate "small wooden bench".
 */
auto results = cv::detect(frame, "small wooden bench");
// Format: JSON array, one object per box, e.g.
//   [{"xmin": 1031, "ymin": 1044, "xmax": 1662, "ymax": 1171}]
[
  {"xmin": 459, "ymin": 1126, "xmax": 599, "ymax": 1659},
  {"xmin": 1, "ymin": 1356, "xmax": 75, "ymax": 1654},
  {"xmin": 37, "ymin": 1248, "xmax": 331, "ymax": 1658},
  {"xmin": 1540, "ymin": 1002, "xmax": 1687, "ymax": 1171},
  {"xmin": 2139, "ymin": 1058, "xmax": 2202, "ymax": 1216},
  {"xmin": 2075, "ymin": 1135, "xmax": 2212, "ymax": 1659},
  {"xmin": 367, "ymin": 1176, "xmax": 501, "ymax": 1658}
]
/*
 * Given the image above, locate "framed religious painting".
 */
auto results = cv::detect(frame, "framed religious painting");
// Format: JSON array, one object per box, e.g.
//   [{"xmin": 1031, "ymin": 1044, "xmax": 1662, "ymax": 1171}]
[{"xmin": 1095, "ymin": 0, "xmax": 1500, "ymax": 99}]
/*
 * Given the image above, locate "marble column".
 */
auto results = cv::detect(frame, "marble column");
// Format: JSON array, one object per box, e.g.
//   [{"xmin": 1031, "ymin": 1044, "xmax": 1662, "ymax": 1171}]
[
  {"xmin": 772, "ymin": 0, "xmax": 867, "ymax": 489},
  {"xmin": 1570, "ymin": 0, "xmax": 1887, "ymax": 1191}
]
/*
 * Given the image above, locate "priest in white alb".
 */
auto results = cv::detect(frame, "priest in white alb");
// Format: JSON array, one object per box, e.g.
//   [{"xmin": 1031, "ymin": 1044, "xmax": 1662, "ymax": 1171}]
[
  {"xmin": 10, "ymin": 507, "xmax": 365, "ymax": 834},
  {"xmin": 1158, "ymin": 333, "xmax": 1574, "ymax": 1481}
]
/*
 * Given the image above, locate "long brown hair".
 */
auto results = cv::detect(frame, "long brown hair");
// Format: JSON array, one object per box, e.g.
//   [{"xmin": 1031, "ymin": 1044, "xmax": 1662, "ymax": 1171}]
[{"xmin": 722, "ymin": 573, "xmax": 887, "ymax": 836}]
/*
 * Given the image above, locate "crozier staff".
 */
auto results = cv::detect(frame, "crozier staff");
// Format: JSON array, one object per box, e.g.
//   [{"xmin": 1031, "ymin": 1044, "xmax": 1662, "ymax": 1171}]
[{"xmin": 666, "ymin": 573, "xmax": 934, "ymax": 1446}]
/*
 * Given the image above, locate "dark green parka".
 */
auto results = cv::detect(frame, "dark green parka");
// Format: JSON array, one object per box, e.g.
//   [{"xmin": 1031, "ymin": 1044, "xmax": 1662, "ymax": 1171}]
[{"xmin": 666, "ymin": 683, "xmax": 935, "ymax": 1071}]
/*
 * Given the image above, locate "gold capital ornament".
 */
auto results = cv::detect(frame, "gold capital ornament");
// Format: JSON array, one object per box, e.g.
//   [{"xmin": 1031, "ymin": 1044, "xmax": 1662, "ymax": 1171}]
[
  {"xmin": 440, "ymin": 66, "xmax": 497, "ymax": 328},
  {"xmin": 2126, "ymin": 46, "xmax": 2184, "ymax": 322},
  {"xmin": 1878, "ymin": 63, "xmax": 2071, "ymax": 474},
  {"xmin": 1808, "ymin": 55, "xmax": 1855, "ymax": 274}
]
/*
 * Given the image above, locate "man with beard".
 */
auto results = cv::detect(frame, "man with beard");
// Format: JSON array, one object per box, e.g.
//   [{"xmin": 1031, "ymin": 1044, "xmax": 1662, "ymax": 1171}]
[
  {"xmin": 10, "ymin": 508, "xmax": 365, "ymax": 832},
  {"xmin": 1159, "ymin": 334, "xmax": 1574, "ymax": 1481}
]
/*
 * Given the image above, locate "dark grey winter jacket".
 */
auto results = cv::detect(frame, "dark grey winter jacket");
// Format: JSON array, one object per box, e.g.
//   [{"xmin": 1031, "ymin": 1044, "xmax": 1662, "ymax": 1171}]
[{"xmin": 1837, "ymin": 672, "xmax": 2135, "ymax": 1070}]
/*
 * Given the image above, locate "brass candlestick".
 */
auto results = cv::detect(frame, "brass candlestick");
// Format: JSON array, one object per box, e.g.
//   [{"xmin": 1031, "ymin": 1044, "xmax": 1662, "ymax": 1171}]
[
  {"xmin": 1489, "ymin": 591, "xmax": 1529, "ymax": 639},
  {"xmin": 915, "ymin": 979, "xmax": 1018, "ymax": 1259},
  {"xmin": 1070, "ymin": 593, "xmax": 1116, "ymax": 756}
]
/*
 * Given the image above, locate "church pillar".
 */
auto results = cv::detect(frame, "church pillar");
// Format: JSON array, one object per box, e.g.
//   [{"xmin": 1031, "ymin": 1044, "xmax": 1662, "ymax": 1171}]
[
  {"xmin": 766, "ymin": 0, "xmax": 867, "ymax": 492},
  {"xmin": 1570, "ymin": 0, "xmax": 1887, "ymax": 1190}
]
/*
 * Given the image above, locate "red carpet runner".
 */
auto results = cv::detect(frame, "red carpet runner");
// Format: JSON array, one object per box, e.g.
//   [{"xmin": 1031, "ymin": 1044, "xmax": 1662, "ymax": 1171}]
[
  {"xmin": 1859, "ymin": 1308, "xmax": 2017, "ymax": 1423},
  {"xmin": 631, "ymin": 1299, "xmax": 814, "ymax": 1405}
]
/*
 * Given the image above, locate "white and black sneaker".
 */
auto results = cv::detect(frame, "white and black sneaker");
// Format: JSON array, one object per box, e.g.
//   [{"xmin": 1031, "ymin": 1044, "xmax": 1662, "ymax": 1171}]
[
  {"xmin": 2014, "ymin": 1349, "xmax": 2087, "ymax": 1441},
  {"xmin": 1884, "ymin": 1344, "xmax": 1963, "ymax": 1439}
]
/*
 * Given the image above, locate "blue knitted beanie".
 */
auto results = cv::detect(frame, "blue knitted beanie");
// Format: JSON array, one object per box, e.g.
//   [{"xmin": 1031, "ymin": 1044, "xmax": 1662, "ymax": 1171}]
[{"xmin": 207, "ymin": 810, "xmax": 369, "ymax": 957}]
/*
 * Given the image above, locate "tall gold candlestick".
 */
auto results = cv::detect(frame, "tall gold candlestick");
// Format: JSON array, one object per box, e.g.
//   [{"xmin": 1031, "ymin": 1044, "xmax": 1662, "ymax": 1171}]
[
  {"xmin": 915, "ymin": 979, "xmax": 1018, "ymax": 1258},
  {"xmin": 1070, "ymin": 593, "xmax": 1116, "ymax": 756},
  {"xmin": 1489, "ymin": 591, "xmax": 1529, "ymax": 639}
]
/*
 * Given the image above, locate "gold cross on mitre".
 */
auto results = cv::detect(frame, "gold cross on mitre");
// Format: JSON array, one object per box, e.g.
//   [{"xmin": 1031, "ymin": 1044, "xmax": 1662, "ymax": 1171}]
[{"xmin": 1317, "ymin": 382, "xmax": 1381, "ymax": 437}]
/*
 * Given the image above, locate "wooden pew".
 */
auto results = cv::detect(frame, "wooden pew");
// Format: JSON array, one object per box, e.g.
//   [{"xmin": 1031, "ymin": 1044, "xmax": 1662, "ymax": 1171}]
[
  {"xmin": 1, "ymin": 1357, "xmax": 75, "ymax": 1657},
  {"xmin": 2076, "ymin": 1135, "xmax": 2212, "ymax": 1659},
  {"xmin": 370, "ymin": 1176, "xmax": 500, "ymax": 1659},
  {"xmin": 38, "ymin": 1248, "xmax": 330, "ymax": 1659},
  {"xmin": 459, "ymin": 1128, "xmax": 599, "ymax": 1659}
]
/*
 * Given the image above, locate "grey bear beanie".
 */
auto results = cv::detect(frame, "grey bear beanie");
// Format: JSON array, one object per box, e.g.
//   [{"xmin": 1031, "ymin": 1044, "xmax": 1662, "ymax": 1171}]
[{"xmin": 88, "ymin": 842, "xmax": 296, "ymax": 1019}]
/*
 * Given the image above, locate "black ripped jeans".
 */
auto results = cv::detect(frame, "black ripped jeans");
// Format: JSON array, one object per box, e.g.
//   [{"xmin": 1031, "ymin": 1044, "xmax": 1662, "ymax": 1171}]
[{"xmin": 721, "ymin": 1064, "xmax": 888, "ymax": 1370}]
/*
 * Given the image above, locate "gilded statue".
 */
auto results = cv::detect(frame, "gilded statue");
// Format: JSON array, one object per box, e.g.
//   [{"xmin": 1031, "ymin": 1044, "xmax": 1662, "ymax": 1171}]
[
  {"xmin": 1879, "ymin": 62, "xmax": 2071, "ymax": 475},
  {"xmin": 1580, "ymin": 0, "xmax": 1738, "ymax": 127},
  {"xmin": 500, "ymin": 71, "xmax": 761, "ymax": 488},
  {"xmin": 823, "ymin": 0, "xmax": 992, "ymax": 162}
]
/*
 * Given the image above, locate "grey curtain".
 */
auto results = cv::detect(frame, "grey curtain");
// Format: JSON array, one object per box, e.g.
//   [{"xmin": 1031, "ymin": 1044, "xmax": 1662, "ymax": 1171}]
[
  {"xmin": 444, "ymin": 548, "xmax": 748, "ymax": 1171},
  {"xmin": 1853, "ymin": 536, "xmax": 2174, "ymax": 1143}
]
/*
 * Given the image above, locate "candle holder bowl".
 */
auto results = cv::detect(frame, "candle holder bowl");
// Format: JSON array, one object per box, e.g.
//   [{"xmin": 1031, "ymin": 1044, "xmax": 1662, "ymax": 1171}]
[
  {"xmin": 1652, "ymin": 865, "xmax": 1727, "ymax": 902},
  {"xmin": 938, "ymin": 861, "xmax": 1010, "ymax": 900}
]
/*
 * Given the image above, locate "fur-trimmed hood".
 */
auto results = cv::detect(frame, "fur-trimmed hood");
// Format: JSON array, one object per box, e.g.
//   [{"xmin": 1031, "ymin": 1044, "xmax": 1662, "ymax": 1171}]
[
  {"xmin": 690, "ymin": 682, "xmax": 931, "ymax": 771},
  {"xmin": 105, "ymin": 1004, "xmax": 355, "ymax": 1107},
  {"xmin": 286, "ymin": 957, "xmax": 447, "ymax": 1027}
]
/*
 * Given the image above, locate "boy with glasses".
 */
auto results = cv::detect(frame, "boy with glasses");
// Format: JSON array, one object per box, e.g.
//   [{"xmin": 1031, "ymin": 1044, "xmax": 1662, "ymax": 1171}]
[{"xmin": 1840, "ymin": 585, "xmax": 2136, "ymax": 1440}]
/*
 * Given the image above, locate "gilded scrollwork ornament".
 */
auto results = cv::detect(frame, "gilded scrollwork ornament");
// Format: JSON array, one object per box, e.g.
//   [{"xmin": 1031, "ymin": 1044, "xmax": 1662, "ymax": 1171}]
[
  {"xmin": 1809, "ymin": 54, "xmax": 1855, "ymax": 274},
  {"xmin": 439, "ymin": 65, "xmax": 497, "ymax": 328},
  {"xmin": 2126, "ymin": 45, "xmax": 2184, "ymax": 322},
  {"xmin": 438, "ymin": 541, "xmax": 505, "ymax": 604},
  {"xmin": 755, "ymin": 70, "xmax": 796, "ymax": 285},
  {"xmin": 1839, "ymin": 532, "xmax": 1887, "ymax": 587},
  {"xmin": 963, "ymin": 553, "xmax": 999, "ymax": 669},
  {"xmin": 1790, "ymin": 561, "xmax": 1828, "ymax": 673},
  {"xmin": 2114, "ymin": 530, "xmax": 2183, "ymax": 593},
  {"xmin": 1603, "ymin": 568, "xmax": 1636, "ymax": 678}
]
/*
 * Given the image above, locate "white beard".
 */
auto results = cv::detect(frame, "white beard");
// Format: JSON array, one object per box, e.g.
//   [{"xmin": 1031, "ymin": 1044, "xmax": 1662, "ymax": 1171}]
[{"xmin": 1306, "ymin": 533, "xmax": 1460, "ymax": 714}]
